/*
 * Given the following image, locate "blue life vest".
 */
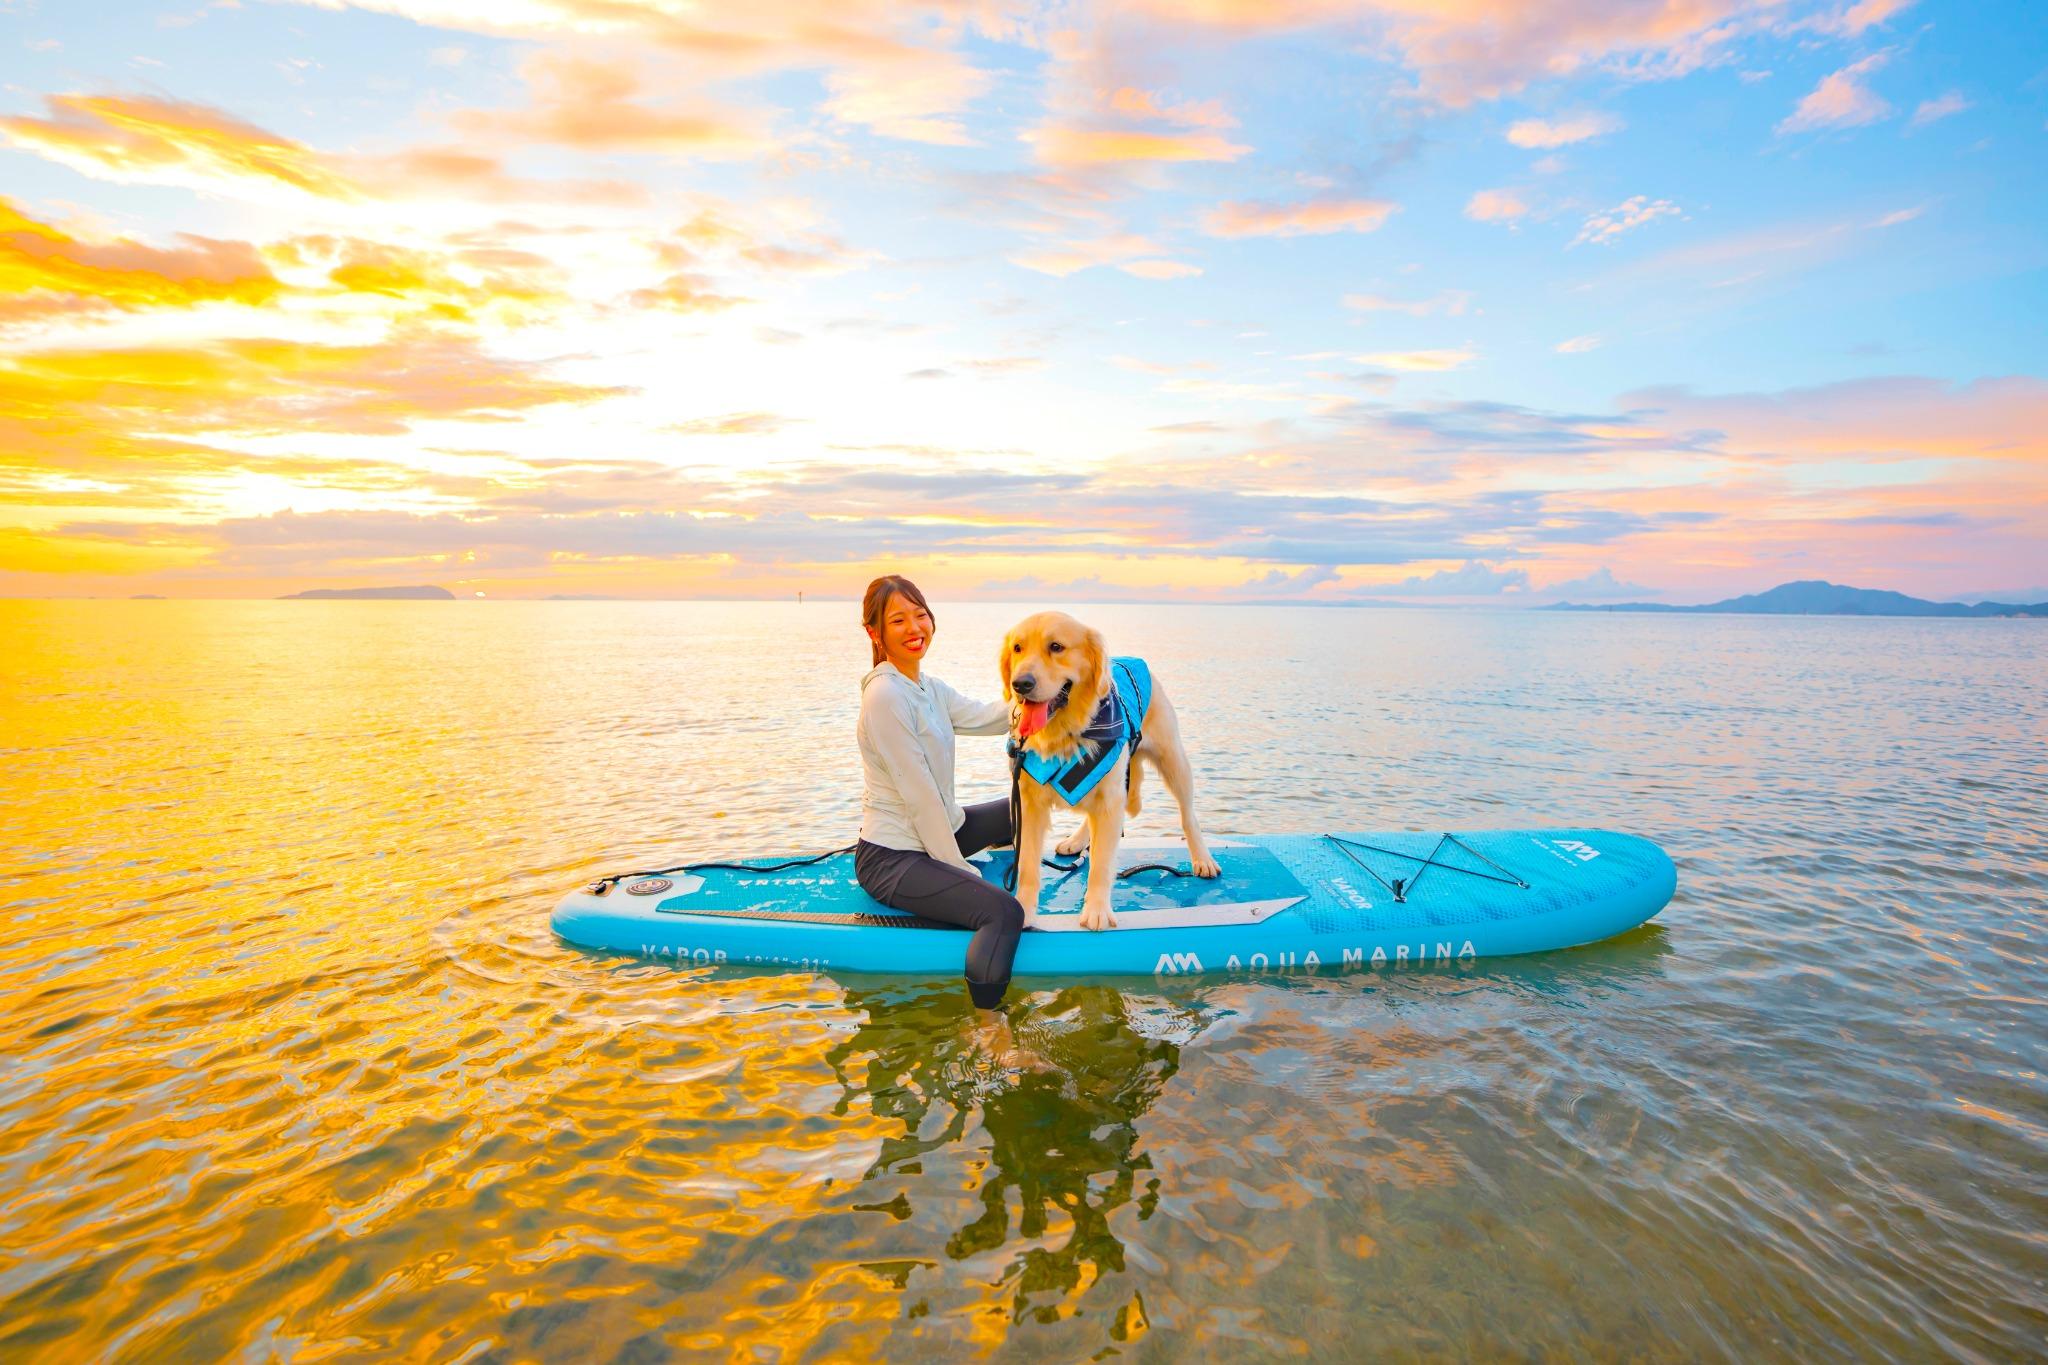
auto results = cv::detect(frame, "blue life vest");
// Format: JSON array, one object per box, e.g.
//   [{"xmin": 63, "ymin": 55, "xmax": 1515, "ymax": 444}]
[{"xmin": 1012, "ymin": 657, "xmax": 1151, "ymax": 805}]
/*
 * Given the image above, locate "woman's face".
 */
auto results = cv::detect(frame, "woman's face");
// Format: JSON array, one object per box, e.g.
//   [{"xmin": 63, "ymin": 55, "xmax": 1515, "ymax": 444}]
[{"xmin": 870, "ymin": 592, "xmax": 934, "ymax": 668}]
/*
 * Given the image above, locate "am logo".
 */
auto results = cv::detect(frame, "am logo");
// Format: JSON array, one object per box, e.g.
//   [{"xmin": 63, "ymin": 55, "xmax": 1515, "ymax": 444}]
[{"xmin": 1553, "ymin": 839, "xmax": 1601, "ymax": 862}]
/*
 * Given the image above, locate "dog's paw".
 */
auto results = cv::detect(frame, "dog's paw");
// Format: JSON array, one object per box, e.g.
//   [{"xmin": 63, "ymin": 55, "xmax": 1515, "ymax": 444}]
[
  {"xmin": 1055, "ymin": 830, "xmax": 1090, "ymax": 858},
  {"xmin": 1191, "ymin": 852, "xmax": 1221, "ymax": 878},
  {"xmin": 1078, "ymin": 902, "xmax": 1117, "ymax": 932}
]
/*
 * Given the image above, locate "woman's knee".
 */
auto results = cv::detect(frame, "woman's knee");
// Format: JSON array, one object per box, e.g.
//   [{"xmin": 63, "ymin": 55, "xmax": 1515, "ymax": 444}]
[{"xmin": 984, "ymin": 893, "xmax": 1025, "ymax": 937}]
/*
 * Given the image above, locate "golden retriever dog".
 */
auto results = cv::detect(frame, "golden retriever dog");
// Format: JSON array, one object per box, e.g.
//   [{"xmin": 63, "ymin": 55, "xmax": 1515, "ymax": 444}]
[{"xmin": 1001, "ymin": 611, "xmax": 1220, "ymax": 931}]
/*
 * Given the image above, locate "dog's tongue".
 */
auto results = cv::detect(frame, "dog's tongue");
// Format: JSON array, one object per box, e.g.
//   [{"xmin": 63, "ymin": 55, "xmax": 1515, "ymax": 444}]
[{"xmin": 1017, "ymin": 700, "xmax": 1051, "ymax": 739}]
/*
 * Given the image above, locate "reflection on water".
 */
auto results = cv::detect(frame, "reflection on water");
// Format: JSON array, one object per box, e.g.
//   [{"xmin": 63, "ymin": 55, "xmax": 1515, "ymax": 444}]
[
  {"xmin": 0, "ymin": 600, "xmax": 2043, "ymax": 1359},
  {"xmin": 829, "ymin": 983, "xmax": 1199, "ymax": 1338}
]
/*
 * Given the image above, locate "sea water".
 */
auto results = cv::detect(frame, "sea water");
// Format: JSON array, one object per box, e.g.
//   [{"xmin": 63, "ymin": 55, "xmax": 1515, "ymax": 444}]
[{"xmin": 0, "ymin": 599, "xmax": 2041, "ymax": 1360}]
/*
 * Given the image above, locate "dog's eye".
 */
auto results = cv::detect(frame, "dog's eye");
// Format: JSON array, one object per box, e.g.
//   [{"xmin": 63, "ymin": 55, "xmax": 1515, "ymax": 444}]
[
  {"xmin": 1048, "ymin": 642, "xmax": 1065, "ymax": 654},
  {"xmin": 1012, "ymin": 642, "xmax": 1022, "ymax": 652}
]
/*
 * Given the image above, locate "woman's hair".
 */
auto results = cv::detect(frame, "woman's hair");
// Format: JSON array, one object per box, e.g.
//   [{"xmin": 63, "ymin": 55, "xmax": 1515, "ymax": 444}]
[{"xmin": 861, "ymin": 575, "xmax": 933, "ymax": 666}]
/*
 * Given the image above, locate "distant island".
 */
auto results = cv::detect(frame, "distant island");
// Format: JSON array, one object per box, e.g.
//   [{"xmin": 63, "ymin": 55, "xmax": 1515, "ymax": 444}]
[
  {"xmin": 279, "ymin": 585, "xmax": 456, "ymax": 600},
  {"xmin": 130, "ymin": 594, "xmax": 166, "ymax": 600},
  {"xmin": 1549, "ymin": 580, "xmax": 2048, "ymax": 618}
]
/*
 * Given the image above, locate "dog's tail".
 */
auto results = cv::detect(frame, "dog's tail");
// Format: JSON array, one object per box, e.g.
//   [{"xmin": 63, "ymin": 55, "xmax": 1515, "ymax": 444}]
[{"xmin": 1125, "ymin": 752, "xmax": 1143, "ymax": 817}]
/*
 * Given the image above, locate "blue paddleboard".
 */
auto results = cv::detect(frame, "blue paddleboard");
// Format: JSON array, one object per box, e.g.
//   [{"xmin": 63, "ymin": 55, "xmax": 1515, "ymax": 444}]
[{"xmin": 551, "ymin": 829, "xmax": 1676, "ymax": 976}]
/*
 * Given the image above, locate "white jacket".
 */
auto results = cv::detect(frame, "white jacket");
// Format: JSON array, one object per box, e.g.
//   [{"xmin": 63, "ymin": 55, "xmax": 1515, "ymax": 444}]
[{"xmin": 858, "ymin": 662, "xmax": 1010, "ymax": 869}]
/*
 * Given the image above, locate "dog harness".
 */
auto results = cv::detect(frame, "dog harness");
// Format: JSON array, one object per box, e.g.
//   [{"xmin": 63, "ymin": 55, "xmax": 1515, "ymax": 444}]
[{"xmin": 1010, "ymin": 656, "xmax": 1152, "ymax": 805}]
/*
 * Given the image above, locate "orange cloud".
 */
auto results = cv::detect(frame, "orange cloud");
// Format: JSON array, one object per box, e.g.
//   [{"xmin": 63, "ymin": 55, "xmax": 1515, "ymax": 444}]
[
  {"xmin": 1352, "ymin": 348, "xmax": 1476, "ymax": 371},
  {"xmin": 453, "ymin": 52, "xmax": 767, "ymax": 157},
  {"xmin": 1107, "ymin": 87, "xmax": 1237, "ymax": 129},
  {"xmin": 666, "ymin": 412, "xmax": 796, "ymax": 435},
  {"xmin": 0, "ymin": 332, "xmax": 628, "ymax": 479},
  {"xmin": 0, "ymin": 92, "xmax": 646, "ymax": 208},
  {"xmin": 0, "ymin": 93, "xmax": 360, "ymax": 199},
  {"xmin": 1024, "ymin": 127, "xmax": 1250, "ymax": 166},
  {"xmin": 0, "ymin": 197, "xmax": 282, "ymax": 322},
  {"xmin": 272, "ymin": 234, "xmax": 572, "ymax": 324},
  {"xmin": 821, "ymin": 51, "xmax": 992, "ymax": 145},
  {"xmin": 625, "ymin": 271, "xmax": 750, "ymax": 312},
  {"xmin": 1201, "ymin": 198, "xmax": 1396, "ymax": 238},
  {"xmin": 1464, "ymin": 188, "xmax": 1529, "ymax": 222}
]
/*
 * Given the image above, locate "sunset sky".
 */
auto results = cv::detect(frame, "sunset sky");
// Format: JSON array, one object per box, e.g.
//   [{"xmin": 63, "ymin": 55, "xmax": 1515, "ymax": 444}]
[{"xmin": 3, "ymin": 0, "xmax": 2044, "ymax": 603}]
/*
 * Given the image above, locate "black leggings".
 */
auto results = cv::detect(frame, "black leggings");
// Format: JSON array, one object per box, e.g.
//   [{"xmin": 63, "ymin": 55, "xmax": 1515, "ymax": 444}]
[{"xmin": 856, "ymin": 798, "xmax": 1024, "ymax": 1009}]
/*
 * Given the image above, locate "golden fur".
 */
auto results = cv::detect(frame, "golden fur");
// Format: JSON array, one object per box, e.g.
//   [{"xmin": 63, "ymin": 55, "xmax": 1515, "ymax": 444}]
[{"xmin": 1000, "ymin": 610, "xmax": 1220, "ymax": 930}]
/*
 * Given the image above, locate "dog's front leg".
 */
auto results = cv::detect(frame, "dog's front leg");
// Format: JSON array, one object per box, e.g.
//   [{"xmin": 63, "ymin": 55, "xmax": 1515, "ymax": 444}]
[
  {"xmin": 1013, "ymin": 781, "xmax": 1049, "ymax": 926},
  {"xmin": 1078, "ymin": 784, "xmax": 1124, "ymax": 931}
]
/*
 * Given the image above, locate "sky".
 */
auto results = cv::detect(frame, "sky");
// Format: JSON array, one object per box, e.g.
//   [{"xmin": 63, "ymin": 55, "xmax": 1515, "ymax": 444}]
[{"xmin": 2, "ymin": 0, "xmax": 2044, "ymax": 604}]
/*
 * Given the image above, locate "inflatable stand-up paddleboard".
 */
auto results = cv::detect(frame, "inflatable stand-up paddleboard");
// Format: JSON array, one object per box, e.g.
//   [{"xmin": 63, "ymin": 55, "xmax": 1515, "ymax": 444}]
[{"xmin": 552, "ymin": 829, "xmax": 1677, "ymax": 976}]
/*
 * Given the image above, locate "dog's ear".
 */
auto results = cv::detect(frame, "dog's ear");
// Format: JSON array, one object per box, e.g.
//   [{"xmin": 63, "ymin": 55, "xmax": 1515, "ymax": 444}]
[
  {"xmin": 998, "ymin": 627, "xmax": 1015, "ymax": 699},
  {"xmin": 1074, "ymin": 625, "xmax": 1107, "ymax": 706}
]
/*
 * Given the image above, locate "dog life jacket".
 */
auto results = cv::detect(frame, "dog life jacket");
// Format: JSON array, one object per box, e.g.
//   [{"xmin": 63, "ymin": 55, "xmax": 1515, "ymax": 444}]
[{"xmin": 1012, "ymin": 656, "xmax": 1152, "ymax": 805}]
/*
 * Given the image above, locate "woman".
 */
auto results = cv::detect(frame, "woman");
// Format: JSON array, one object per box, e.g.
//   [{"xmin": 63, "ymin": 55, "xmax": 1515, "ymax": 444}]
[{"xmin": 856, "ymin": 574, "xmax": 1025, "ymax": 1009}]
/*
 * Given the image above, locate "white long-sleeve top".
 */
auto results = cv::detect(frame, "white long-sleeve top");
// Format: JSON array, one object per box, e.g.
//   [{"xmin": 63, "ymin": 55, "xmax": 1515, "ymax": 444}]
[{"xmin": 858, "ymin": 661, "xmax": 1011, "ymax": 870}]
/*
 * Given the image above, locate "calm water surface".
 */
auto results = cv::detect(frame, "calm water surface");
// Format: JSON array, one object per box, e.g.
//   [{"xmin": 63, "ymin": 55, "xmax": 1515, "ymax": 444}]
[{"xmin": 1, "ymin": 600, "xmax": 2043, "ymax": 1361}]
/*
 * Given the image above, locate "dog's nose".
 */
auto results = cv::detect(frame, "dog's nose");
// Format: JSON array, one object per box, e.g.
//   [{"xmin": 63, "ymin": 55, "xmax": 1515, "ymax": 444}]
[{"xmin": 1012, "ymin": 674, "xmax": 1036, "ymax": 697}]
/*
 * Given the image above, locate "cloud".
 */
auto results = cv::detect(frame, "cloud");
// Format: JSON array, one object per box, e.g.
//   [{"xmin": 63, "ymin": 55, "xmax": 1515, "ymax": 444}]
[
  {"xmin": 665, "ymin": 412, "xmax": 797, "ymax": 436},
  {"xmin": 821, "ymin": 49, "xmax": 992, "ymax": 146},
  {"xmin": 452, "ymin": 52, "xmax": 768, "ymax": 157},
  {"xmin": 1505, "ymin": 112, "xmax": 1622, "ymax": 148},
  {"xmin": 1570, "ymin": 196, "xmax": 1681, "ymax": 247},
  {"xmin": 1827, "ymin": 0, "xmax": 1917, "ymax": 34},
  {"xmin": 1343, "ymin": 290, "xmax": 1471, "ymax": 317},
  {"xmin": 1121, "ymin": 259, "xmax": 1203, "ymax": 280},
  {"xmin": 624, "ymin": 271, "xmax": 750, "ymax": 313},
  {"xmin": 1617, "ymin": 375, "xmax": 2048, "ymax": 464},
  {"xmin": 1126, "ymin": 0, "xmax": 1772, "ymax": 108},
  {"xmin": 1554, "ymin": 334, "xmax": 1602, "ymax": 353},
  {"xmin": 1024, "ymin": 127, "xmax": 1250, "ymax": 166},
  {"xmin": 1107, "ymin": 88, "xmax": 1237, "ymax": 130},
  {"xmin": 1377, "ymin": 559, "xmax": 1530, "ymax": 595},
  {"xmin": 1008, "ymin": 233, "xmax": 1177, "ymax": 278},
  {"xmin": 1223, "ymin": 564, "xmax": 1342, "ymax": 596},
  {"xmin": 1539, "ymin": 566, "xmax": 1657, "ymax": 599},
  {"xmin": 0, "ymin": 91, "xmax": 647, "ymax": 208},
  {"xmin": 1201, "ymin": 198, "xmax": 1396, "ymax": 238},
  {"xmin": 1351, "ymin": 349, "xmax": 1475, "ymax": 372},
  {"xmin": 0, "ymin": 93, "xmax": 361, "ymax": 201},
  {"xmin": 1464, "ymin": 188, "xmax": 1528, "ymax": 222},
  {"xmin": 0, "ymin": 197, "xmax": 282, "ymax": 322},
  {"xmin": 0, "ymin": 332, "xmax": 628, "ymax": 481},
  {"xmin": 1778, "ymin": 52, "xmax": 1892, "ymax": 134},
  {"xmin": 1909, "ymin": 91, "xmax": 1969, "ymax": 128}
]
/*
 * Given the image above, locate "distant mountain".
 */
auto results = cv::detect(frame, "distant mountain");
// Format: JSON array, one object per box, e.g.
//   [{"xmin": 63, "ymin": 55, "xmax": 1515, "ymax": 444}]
[
  {"xmin": 280, "ymin": 585, "xmax": 456, "ymax": 600},
  {"xmin": 1548, "ymin": 579, "xmax": 2048, "ymax": 618},
  {"xmin": 130, "ymin": 594, "xmax": 166, "ymax": 600},
  {"xmin": 1942, "ymin": 586, "xmax": 2048, "ymax": 607}
]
